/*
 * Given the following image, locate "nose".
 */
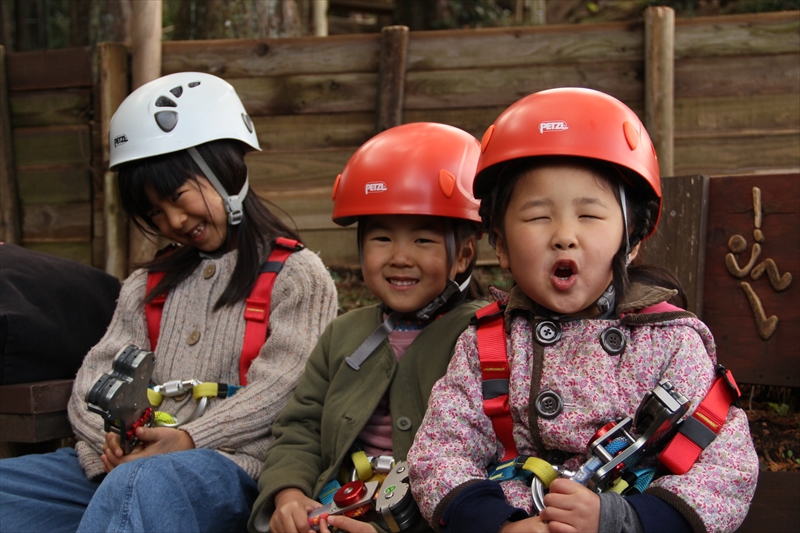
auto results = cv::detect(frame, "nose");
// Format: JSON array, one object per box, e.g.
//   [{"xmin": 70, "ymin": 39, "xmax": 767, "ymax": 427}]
[
  {"xmin": 164, "ymin": 205, "xmax": 186, "ymax": 231},
  {"xmin": 551, "ymin": 222, "xmax": 577, "ymax": 250},
  {"xmin": 389, "ymin": 242, "xmax": 414, "ymax": 267}
]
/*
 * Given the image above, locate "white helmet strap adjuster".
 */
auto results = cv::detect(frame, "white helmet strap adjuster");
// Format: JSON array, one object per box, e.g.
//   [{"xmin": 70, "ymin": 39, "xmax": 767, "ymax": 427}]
[{"xmin": 187, "ymin": 147, "xmax": 248, "ymax": 225}]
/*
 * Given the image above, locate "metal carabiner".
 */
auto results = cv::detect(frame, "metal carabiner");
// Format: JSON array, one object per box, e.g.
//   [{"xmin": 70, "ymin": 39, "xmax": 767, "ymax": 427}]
[{"xmin": 151, "ymin": 379, "xmax": 209, "ymax": 428}]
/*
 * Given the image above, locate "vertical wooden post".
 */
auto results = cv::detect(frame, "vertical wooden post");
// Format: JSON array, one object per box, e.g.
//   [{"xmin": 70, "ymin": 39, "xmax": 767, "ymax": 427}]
[
  {"xmin": 0, "ymin": 45, "xmax": 21, "ymax": 244},
  {"xmin": 528, "ymin": 0, "xmax": 546, "ymax": 26},
  {"xmin": 128, "ymin": 0, "xmax": 162, "ymax": 269},
  {"xmin": 645, "ymin": 6, "xmax": 675, "ymax": 178},
  {"xmin": 376, "ymin": 25, "xmax": 409, "ymax": 133},
  {"xmin": 99, "ymin": 42, "xmax": 130, "ymax": 280},
  {"xmin": 313, "ymin": 0, "xmax": 328, "ymax": 37}
]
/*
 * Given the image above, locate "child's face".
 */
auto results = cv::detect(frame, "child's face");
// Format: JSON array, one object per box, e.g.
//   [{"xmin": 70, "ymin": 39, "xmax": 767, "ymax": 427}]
[
  {"xmin": 494, "ymin": 163, "xmax": 624, "ymax": 317},
  {"xmin": 145, "ymin": 176, "xmax": 228, "ymax": 253},
  {"xmin": 361, "ymin": 215, "xmax": 473, "ymax": 314}
]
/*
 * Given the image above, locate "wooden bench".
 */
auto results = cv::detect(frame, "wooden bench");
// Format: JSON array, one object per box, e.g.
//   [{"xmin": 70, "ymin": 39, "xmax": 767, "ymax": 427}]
[
  {"xmin": 641, "ymin": 170, "xmax": 799, "ymax": 533},
  {"xmin": 0, "ymin": 379, "xmax": 74, "ymax": 457}
]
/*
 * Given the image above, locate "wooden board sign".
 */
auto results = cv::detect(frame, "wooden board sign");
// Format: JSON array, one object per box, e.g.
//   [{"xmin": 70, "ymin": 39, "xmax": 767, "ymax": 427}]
[{"xmin": 702, "ymin": 172, "xmax": 799, "ymax": 387}]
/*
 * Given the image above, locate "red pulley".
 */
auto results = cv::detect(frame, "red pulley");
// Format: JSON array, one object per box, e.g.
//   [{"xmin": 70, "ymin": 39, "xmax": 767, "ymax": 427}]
[{"xmin": 334, "ymin": 481, "xmax": 368, "ymax": 508}]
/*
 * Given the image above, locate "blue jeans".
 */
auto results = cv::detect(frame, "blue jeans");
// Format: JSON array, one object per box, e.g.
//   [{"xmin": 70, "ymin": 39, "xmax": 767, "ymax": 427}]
[{"xmin": 0, "ymin": 447, "xmax": 258, "ymax": 533}]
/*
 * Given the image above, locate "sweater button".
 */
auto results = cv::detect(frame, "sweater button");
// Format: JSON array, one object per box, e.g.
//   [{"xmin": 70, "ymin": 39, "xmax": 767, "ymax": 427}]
[
  {"xmin": 396, "ymin": 417, "xmax": 412, "ymax": 431},
  {"xmin": 187, "ymin": 330, "xmax": 201, "ymax": 345},
  {"xmin": 535, "ymin": 321, "xmax": 561, "ymax": 346},
  {"xmin": 203, "ymin": 264, "xmax": 216, "ymax": 279},
  {"xmin": 534, "ymin": 390, "xmax": 563, "ymax": 419},
  {"xmin": 600, "ymin": 327, "xmax": 626, "ymax": 355}
]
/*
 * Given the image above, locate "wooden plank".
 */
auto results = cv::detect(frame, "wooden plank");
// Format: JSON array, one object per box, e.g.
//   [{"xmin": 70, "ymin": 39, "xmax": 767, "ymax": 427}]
[
  {"xmin": 99, "ymin": 42, "xmax": 130, "ymax": 280},
  {"xmin": 737, "ymin": 471, "xmax": 800, "ymax": 533},
  {"xmin": 675, "ymin": 10, "xmax": 800, "ymax": 59},
  {"xmin": 638, "ymin": 175, "xmax": 708, "ymax": 318},
  {"xmin": 702, "ymin": 173, "xmax": 799, "ymax": 387},
  {"xmin": 230, "ymin": 73, "xmax": 378, "ymax": 116},
  {"xmin": 0, "ymin": 412, "xmax": 72, "ymax": 443},
  {"xmin": 8, "ymin": 89, "xmax": 92, "ymax": 127},
  {"xmin": 248, "ymin": 149, "xmax": 354, "ymax": 192},
  {"xmin": 376, "ymin": 25, "xmax": 409, "ymax": 132},
  {"xmin": 252, "ymin": 112, "xmax": 374, "ymax": 151},
  {"xmin": 1, "ymin": 45, "xmax": 21, "ymax": 244},
  {"xmin": 402, "ymin": 61, "xmax": 643, "ymax": 111},
  {"xmin": 161, "ymin": 33, "xmax": 380, "ymax": 78},
  {"xmin": 405, "ymin": 21, "xmax": 643, "ymax": 71},
  {"xmin": 12, "ymin": 125, "xmax": 92, "ymax": 167},
  {"xmin": 21, "ymin": 202, "xmax": 92, "ymax": 242},
  {"xmin": 675, "ymin": 53, "xmax": 800, "ymax": 99},
  {"xmin": 16, "ymin": 165, "xmax": 91, "ymax": 204},
  {"xmin": 22, "ymin": 242, "xmax": 93, "ymax": 265},
  {"xmin": 5, "ymin": 47, "xmax": 92, "ymax": 91},
  {"xmin": 0, "ymin": 380, "xmax": 73, "ymax": 415},
  {"xmin": 673, "ymin": 133, "xmax": 800, "ymax": 177},
  {"xmin": 404, "ymin": 106, "xmax": 507, "ymax": 139},
  {"xmin": 645, "ymin": 6, "xmax": 675, "ymax": 177},
  {"xmin": 674, "ymin": 94, "xmax": 800, "ymax": 136}
]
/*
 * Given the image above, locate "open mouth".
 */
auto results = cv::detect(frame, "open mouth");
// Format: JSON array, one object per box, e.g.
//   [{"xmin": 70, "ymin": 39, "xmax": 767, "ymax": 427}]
[
  {"xmin": 188, "ymin": 223, "xmax": 205, "ymax": 241},
  {"xmin": 551, "ymin": 260, "xmax": 578, "ymax": 290}
]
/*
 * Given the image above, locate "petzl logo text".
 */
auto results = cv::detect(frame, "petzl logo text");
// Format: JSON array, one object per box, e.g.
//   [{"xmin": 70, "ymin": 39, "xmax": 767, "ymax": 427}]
[
  {"xmin": 114, "ymin": 135, "xmax": 129, "ymax": 147},
  {"xmin": 539, "ymin": 121, "xmax": 568, "ymax": 134},
  {"xmin": 365, "ymin": 182, "xmax": 388, "ymax": 194}
]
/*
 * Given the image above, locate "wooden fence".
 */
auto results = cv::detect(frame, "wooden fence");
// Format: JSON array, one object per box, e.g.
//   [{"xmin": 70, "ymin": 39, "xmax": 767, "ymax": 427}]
[{"xmin": 1, "ymin": 10, "xmax": 798, "ymax": 270}]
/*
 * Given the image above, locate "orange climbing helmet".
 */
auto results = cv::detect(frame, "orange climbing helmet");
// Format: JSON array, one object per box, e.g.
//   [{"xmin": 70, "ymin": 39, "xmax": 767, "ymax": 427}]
[
  {"xmin": 474, "ymin": 87, "xmax": 662, "ymax": 238},
  {"xmin": 331, "ymin": 122, "xmax": 482, "ymax": 226}
]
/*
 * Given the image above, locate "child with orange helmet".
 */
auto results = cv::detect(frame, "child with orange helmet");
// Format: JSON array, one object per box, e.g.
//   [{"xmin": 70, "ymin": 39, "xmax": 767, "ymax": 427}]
[
  {"xmin": 249, "ymin": 123, "xmax": 490, "ymax": 533},
  {"xmin": 408, "ymin": 88, "xmax": 758, "ymax": 533}
]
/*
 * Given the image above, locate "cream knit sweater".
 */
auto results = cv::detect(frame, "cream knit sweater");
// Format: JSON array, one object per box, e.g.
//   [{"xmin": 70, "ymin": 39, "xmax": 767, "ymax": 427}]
[{"xmin": 67, "ymin": 247, "xmax": 338, "ymax": 480}]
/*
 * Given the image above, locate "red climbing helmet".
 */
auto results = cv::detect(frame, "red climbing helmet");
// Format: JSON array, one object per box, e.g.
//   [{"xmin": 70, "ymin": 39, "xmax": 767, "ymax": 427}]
[
  {"xmin": 331, "ymin": 122, "xmax": 482, "ymax": 226},
  {"xmin": 474, "ymin": 87, "xmax": 662, "ymax": 237}
]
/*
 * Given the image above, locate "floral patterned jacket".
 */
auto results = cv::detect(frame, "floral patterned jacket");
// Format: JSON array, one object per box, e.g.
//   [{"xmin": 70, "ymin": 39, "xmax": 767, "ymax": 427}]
[{"xmin": 408, "ymin": 283, "xmax": 758, "ymax": 533}]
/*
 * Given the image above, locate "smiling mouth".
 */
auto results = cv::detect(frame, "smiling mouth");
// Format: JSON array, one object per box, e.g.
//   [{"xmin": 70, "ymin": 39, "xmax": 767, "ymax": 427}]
[
  {"xmin": 189, "ymin": 223, "xmax": 205, "ymax": 240},
  {"xmin": 388, "ymin": 278, "xmax": 418, "ymax": 287}
]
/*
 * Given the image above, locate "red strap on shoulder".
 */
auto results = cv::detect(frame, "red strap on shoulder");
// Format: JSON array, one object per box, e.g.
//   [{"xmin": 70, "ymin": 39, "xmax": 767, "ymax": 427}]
[
  {"xmin": 659, "ymin": 367, "xmax": 741, "ymax": 474},
  {"xmin": 476, "ymin": 301, "xmax": 519, "ymax": 462},
  {"xmin": 239, "ymin": 238, "xmax": 303, "ymax": 385},
  {"xmin": 145, "ymin": 272, "xmax": 167, "ymax": 351}
]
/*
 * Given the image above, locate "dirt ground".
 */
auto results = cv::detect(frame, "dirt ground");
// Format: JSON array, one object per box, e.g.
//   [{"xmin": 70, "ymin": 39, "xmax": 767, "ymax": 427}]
[{"xmin": 330, "ymin": 266, "xmax": 800, "ymax": 472}]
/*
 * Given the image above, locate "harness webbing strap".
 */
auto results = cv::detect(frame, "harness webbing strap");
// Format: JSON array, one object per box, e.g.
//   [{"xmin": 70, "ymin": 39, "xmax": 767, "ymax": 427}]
[
  {"xmin": 144, "ymin": 238, "xmax": 302, "ymax": 386},
  {"xmin": 476, "ymin": 301, "xmax": 518, "ymax": 462},
  {"xmin": 658, "ymin": 366, "xmax": 741, "ymax": 474},
  {"xmin": 240, "ymin": 237, "xmax": 303, "ymax": 385},
  {"xmin": 145, "ymin": 272, "xmax": 167, "ymax": 350}
]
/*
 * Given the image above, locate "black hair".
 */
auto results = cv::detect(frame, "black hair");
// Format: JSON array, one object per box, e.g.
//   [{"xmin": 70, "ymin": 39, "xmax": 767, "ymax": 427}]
[
  {"xmin": 117, "ymin": 139, "xmax": 300, "ymax": 310},
  {"xmin": 479, "ymin": 156, "xmax": 684, "ymax": 309},
  {"xmin": 451, "ymin": 218, "xmax": 489, "ymax": 301}
]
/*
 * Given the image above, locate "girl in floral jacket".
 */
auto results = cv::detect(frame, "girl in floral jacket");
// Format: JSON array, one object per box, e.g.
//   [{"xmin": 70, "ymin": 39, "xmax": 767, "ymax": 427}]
[{"xmin": 408, "ymin": 88, "xmax": 758, "ymax": 533}]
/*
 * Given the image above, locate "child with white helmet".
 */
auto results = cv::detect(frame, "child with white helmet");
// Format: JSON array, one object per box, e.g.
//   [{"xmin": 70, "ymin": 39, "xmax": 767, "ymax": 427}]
[
  {"xmin": 249, "ymin": 122, "xmax": 490, "ymax": 533},
  {"xmin": 0, "ymin": 72, "xmax": 338, "ymax": 533},
  {"xmin": 408, "ymin": 88, "xmax": 758, "ymax": 533}
]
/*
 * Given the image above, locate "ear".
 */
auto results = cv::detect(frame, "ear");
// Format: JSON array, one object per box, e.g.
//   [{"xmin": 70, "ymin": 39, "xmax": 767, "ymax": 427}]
[
  {"xmin": 494, "ymin": 231, "xmax": 511, "ymax": 270},
  {"xmin": 452, "ymin": 236, "xmax": 476, "ymax": 276},
  {"xmin": 628, "ymin": 242, "xmax": 641, "ymax": 264}
]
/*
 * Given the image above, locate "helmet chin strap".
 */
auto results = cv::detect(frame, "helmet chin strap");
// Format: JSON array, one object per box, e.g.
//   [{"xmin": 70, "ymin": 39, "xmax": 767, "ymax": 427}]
[
  {"xmin": 619, "ymin": 182, "xmax": 632, "ymax": 263},
  {"xmin": 187, "ymin": 147, "xmax": 248, "ymax": 225}
]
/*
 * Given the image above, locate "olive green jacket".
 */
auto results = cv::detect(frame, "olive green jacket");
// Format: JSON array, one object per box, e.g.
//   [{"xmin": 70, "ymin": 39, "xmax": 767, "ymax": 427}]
[{"xmin": 249, "ymin": 300, "xmax": 487, "ymax": 533}]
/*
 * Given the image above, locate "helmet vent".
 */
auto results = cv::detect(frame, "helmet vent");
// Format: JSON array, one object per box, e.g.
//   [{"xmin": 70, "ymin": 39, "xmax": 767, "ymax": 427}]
[
  {"xmin": 438, "ymin": 169, "xmax": 456, "ymax": 198},
  {"xmin": 155, "ymin": 111, "xmax": 178, "ymax": 132},
  {"xmin": 170, "ymin": 86, "xmax": 183, "ymax": 98},
  {"xmin": 242, "ymin": 113, "xmax": 253, "ymax": 133},
  {"xmin": 188, "ymin": 81, "xmax": 201, "ymax": 88},
  {"xmin": 623, "ymin": 121, "xmax": 639, "ymax": 151},
  {"xmin": 155, "ymin": 96, "xmax": 177, "ymax": 108}
]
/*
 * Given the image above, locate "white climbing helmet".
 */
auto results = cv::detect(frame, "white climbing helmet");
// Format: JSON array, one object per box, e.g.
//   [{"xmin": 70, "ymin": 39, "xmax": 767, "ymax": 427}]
[{"xmin": 108, "ymin": 72, "xmax": 260, "ymax": 171}]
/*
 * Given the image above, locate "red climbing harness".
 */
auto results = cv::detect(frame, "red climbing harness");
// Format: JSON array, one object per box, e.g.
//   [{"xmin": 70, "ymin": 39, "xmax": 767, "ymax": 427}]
[{"xmin": 145, "ymin": 237, "xmax": 303, "ymax": 385}]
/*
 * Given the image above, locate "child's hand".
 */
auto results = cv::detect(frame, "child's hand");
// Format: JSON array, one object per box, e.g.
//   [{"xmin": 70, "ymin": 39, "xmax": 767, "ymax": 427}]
[
  {"xmin": 322, "ymin": 514, "xmax": 377, "ymax": 533},
  {"xmin": 101, "ymin": 426, "xmax": 195, "ymax": 472},
  {"xmin": 100, "ymin": 431, "xmax": 144, "ymax": 472},
  {"xmin": 539, "ymin": 478, "xmax": 600, "ymax": 533},
  {"xmin": 271, "ymin": 488, "xmax": 321, "ymax": 533},
  {"xmin": 499, "ymin": 516, "xmax": 550, "ymax": 532}
]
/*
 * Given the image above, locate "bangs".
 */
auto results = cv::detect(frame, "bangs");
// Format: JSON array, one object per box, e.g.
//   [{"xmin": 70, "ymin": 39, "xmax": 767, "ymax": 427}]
[{"xmin": 118, "ymin": 150, "xmax": 199, "ymax": 228}]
